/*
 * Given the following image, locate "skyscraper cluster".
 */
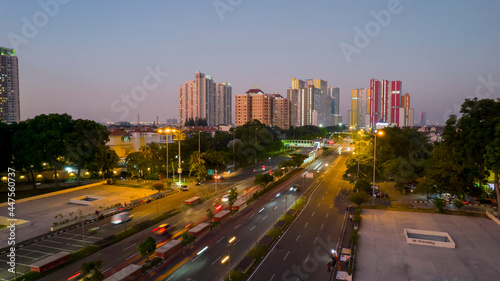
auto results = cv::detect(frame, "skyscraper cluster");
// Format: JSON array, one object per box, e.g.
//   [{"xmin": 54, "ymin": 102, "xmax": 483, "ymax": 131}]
[
  {"xmin": 349, "ymin": 79, "xmax": 414, "ymax": 128},
  {"xmin": 0, "ymin": 47, "xmax": 20, "ymax": 124},
  {"xmin": 287, "ymin": 78, "xmax": 341, "ymax": 128},
  {"xmin": 179, "ymin": 72, "xmax": 232, "ymax": 126}
]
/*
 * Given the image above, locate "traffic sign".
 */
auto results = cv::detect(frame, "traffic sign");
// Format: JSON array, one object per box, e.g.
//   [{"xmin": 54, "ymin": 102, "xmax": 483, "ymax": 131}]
[{"xmin": 208, "ymin": 169, "xmax": 214, "ymax": 176}]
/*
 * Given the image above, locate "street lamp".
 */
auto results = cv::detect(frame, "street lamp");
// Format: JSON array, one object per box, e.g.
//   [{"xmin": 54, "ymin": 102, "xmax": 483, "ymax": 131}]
[
  {"xmin": 372, "ymin": 130, "xmax": 384, "ymax": 205},
  {"xmin": 173, "ymin": 130, "xmax": 186, "ymax": 185},
  {"xmin": 157, "ymin": 128, "xmax": 176, "ymax": 182},
  {"xmin": 222, "ymin": 236, "xmax": 237, "ymax": 281}
]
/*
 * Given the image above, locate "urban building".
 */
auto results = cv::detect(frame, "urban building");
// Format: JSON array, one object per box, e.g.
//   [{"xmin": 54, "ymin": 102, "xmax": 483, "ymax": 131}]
[
  {"xmin": 271, "ymin": 93, "xmax": 290, "ymax": 129},
  {"xmin": 369, "ymin": 78, "xmax": 413, "ymax": 127},
  {"xmin": 216, "ymin": 82, "xmax": 232, "ymax": 125},
  {"xmin": 179, "ymin": 72, "xmax": 231, "ymax": 127},
  {"xmin": 0, "ymin": 47, "xmax": 20, "ymax": 124},
  {"xmin": 287, "ymin": 88, "xmax": 299, "ymax": 127},
  {"xmin": 420, "ymin": 111, "xmax": 427, "ymax": 126},
  {"xmin": 349, "ymin": 88, "xmax": 370, "ymax": 128}
]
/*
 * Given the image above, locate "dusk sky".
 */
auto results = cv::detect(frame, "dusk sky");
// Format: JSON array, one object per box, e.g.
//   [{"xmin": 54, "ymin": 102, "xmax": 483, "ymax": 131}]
[{"xmin": 1, "ymin": 0, "xmax": 500, "ymax": 125}]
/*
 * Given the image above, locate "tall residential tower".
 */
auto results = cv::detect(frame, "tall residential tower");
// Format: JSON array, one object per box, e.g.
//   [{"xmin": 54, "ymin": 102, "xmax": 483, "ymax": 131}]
[{"xmin": 0, "ymin": 47, "xmax": 20, "ymax": 124}]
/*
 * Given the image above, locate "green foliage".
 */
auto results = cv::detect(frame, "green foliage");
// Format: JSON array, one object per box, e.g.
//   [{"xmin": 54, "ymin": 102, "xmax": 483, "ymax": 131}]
[
  {"xmin": 224, "ymin": 271, "xmax": 246, "ymax": 281},
  {"xmin": 137, "ymin": 237, "xmax": 157, "ymax": 262},
  {"xmin": 290, "ymin": 153, "xmax": 308, "ymax": 167},
  {"xmin": 433, "ymin": 197, "xmax": 446, "ymax": 213},
  {"xmin": 249, "ymin": 245, "xmax": 269, "ymax": 261},
  {"xmin": 181, "ymin": 232, "xmax": 196, "ymax": 247},
  {"xmin": 254, "ymin": 174, "xmax": 274, "ymax": 187},
  {"xmin": 206, "ymin": 208, "xmax": 214, "ymax": 220},
  {"xmin": 14, "ymin": 271, "xmax": 41, "ymax": 281},
  {"xmin": 266, "ymin": 228, "xmax": 282, "ymax": 238},
  {"xmin": 355, "ymin": 179, "xmax": 371, "ymax": 193},
  {"xmin": 81, "ymin": 260, "xmax": 104, "ymax": 281},
  {"xmin": 228, "ymin": 188, "xmax": 238, "ymax": 209},
  {"xmin": 349, "ymin": 191, "xmax": 371, "ymax": 208},
  {"xmin": 273, "ymin": 169, "xmax": 283, "ymax": 178},
  {"xmin": 452, "ymin": 198, "xmax": 464, "ymax": 210},
  {"xmin": 350, "ymin": 229, "xmax": 359, "ymax": 246},
  {"xmin": 152, "ymin": 181, "xmax": 165, "ymax": 193}
]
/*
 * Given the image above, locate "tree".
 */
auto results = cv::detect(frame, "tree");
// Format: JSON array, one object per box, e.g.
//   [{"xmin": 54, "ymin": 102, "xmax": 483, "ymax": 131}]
[
  {"xmin": 273, "ymin": 169, "xmax": 283, "ymax": 178},
  {"xmin": 125, "ymin": 152, "xmax": 147, "ymax": 177},
  {"xmin": 66, "ymin": 119, "xmax": 109, "ymax": 185},
  {"xmin": 433, "ymin": 197, "xmax": 446, "ymax": 213},
  {"xmin": 485, "ymin": 119, "xmax": 500, "ymax": 215},
  {"xmin": 348, "ymin": 191, "xmax": 370, "ymax": 208},
  {"xmin": 137, "ymin": 237, "xmax": 157, "ymax": 262},
  {"xmin": 228, "ymin": 188, "xmax": 238, "ymax": 210},
  {"xmin": 355, "ymin": 179, "xmax": 371, "ymax": 193},
  {"xmin": 189, "ymin": 151, "xmax": 207, "ymax": 181},
  {"xmin": 206, "ymin": 209, "xmax": 214, "ymax": 220},
  {"xmin": 11, "ymin": 121, "xmax": 44, "ymax": 189},
  {"xmin": 453, "ymin": 198, "xmax": 464, "ymax": 210},
  {"xmin": 87, "ymin": 145, "xmax": 119, "ymax": 179},
  {"xmin": 80, "ymin": 260, "xmax": 104, "ymax": 281},
  {"xmin": 254, "ymin": 174, "xmax": 274, "ymax": 188},
  {"xmin": 290, "ymin": 153, "xmax": 308, "ymax": 167},
  {"xmin": 152, "ymin": 182, "xmax": 165, "ymax": 193}
]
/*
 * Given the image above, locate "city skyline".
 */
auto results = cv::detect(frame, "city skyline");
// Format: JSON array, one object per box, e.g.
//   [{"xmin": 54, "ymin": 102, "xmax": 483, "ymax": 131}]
[{"xmin": 1, "ymin": 1, "xmax": 499, "ymax": 125}]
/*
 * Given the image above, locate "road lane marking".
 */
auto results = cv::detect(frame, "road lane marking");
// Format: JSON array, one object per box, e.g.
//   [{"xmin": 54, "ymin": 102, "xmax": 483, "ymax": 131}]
[
  {"xmin": 249, "ymin": 213, "xmax": 255, "ymax": 218},
  {"xmin": 305, "ymin": 254, "xmax": 310, "ymax": 263},
  {"xmin": 270, "ymin": 273, "xmax": 276, "ymax": 281},
  {"xmin": 311, "ymin": 212, "xmax": 315, "ymax": 217},
  {"xmin": 216, "ymin": 236, "xmax": 225, "ymax": 243},
  {"xmin": 317, "ymin": 203, "xmax": 320, "ymax": 207},
  {"xmin": 304, "ymin": 222, "xmax": 308, "ymax": 228},
  {"xmin": 263, "ymin": 215, "xmax": 268, "ymax": 220},
  {"xmin": 234, "ymin": 239, "xmax": 240, "ymax": 245},
  {"xmin": 211, "ymin": 256, "xmax": 221, "ymax": 265},
  {"xmin": 321, "ymin": 224, "xmax": 324, "ymax": 229},
  {"xmin": 330, "ymin": 204, "xmax": 333, "ymax": 208},
  {"xmin": 322, "ymin": 196, "xmax": 325, "ymax": 200},
  {"xmin": 166, "ymin": 275, "xmax": 175, "ymax": 281},
  {"xmin": 250, "ymin": 226, "xmax": 256, "ymax": 231},
  {"xmin": 125, "ymin": 253, "xmax": 138, "ymax": 260},
  {"xmin": 103, "ymin": 267, "xmax": 112, "ymax": 273},
  {"xmin": 326, "ymin": 213, "xmax": 329, "ymax": 218},
  {"xmin": 296, "ymin": 235, "xmax": 300, "ymax": 241},
  {"xmin": 314, "ymin": 237, "xmax": 318, "ymax": 244},
  {"xmin": 123, "ymin": 243, "xmax": 136, "ymax": 251},
  {"xmin": 283, "ymin": 251, "xmax": 290, "ymax": 260},
  {"xmin": 235, "ymin": 224, "xmax": 241, "ymax": 229}
]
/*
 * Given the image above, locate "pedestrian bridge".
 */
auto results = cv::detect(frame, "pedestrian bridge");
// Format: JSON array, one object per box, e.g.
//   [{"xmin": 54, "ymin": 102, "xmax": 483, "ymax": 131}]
[{"xmin": 282, "ymin": 140, "xmax": 326, "ymax": 148}]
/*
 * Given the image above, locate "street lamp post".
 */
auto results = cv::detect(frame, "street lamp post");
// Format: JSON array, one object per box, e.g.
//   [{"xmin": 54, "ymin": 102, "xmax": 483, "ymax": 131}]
[
  {"xmin": 227, "ymin": 236, "xmax": 236, "ymax": 281},
  {"xmin": 158, "ymin": 128, "xmax": 176, "ymax": 182},
  {"xmin": 372, "ymin": 130, "xmax": 383, "ymax": 205}
]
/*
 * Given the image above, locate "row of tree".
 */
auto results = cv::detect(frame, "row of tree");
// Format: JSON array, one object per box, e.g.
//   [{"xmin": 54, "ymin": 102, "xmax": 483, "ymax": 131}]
[
  {"xmin": 344, "ymin": 98, "xmax": 500, "ymax": 212},
  {"xmin": 0, "ymin": 114, "xmax": 119, "ymax": 189}
]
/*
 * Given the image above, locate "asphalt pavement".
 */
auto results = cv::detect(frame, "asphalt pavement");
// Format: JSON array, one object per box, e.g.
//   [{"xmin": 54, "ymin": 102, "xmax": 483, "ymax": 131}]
[{"xmin": 248, "ymin": 153, "xmax": 350, "ymax": 281}]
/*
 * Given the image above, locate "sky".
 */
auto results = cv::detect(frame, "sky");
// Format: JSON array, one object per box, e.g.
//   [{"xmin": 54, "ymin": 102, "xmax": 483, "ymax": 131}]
[{"xmin": 1, "ymin": 0, "xmax": 500, "ymax": 125}]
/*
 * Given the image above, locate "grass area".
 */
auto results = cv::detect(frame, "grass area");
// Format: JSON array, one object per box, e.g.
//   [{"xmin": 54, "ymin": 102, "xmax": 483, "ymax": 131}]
[
  {"xmin": 361, "ymin": 205, "xmax": 488, "ymax": 218},
  {"xmin": 0, "ymin": 225, "xmax": 6, "ymax": 229}
]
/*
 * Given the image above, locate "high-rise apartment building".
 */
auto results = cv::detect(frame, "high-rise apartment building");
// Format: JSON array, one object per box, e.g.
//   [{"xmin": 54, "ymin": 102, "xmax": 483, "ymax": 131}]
[
  {"xmin": 272, "ymin": 93, "xmax": 290, "ymax": 130},
  {"xmin": 216, "ymin": 82, "xmax": 232, "ymax": 125},
  {"xmin": 179, "ymin": 72, "xmax": 230, "ymax": 126},
  {"xmin": 349, "ymin": 88, "xmax": 370, "ymax": 128},
  {"xmin": 419, "ymin": 111, "xmax": 426, "ymax": 126},
  {"xmin": 235, "ymin": 87, "xmax": 290, "ymax": 129},
  {"xmin": 289, "ymin": 78, "xmax": 339, "ymax": 127},
  {"xmin": 0, "ymin": 47, "xmax": 20, "ymax": 124},
  {"xmin": 369, "ymin": 78, "xmax": 412, "ymax": 127}
]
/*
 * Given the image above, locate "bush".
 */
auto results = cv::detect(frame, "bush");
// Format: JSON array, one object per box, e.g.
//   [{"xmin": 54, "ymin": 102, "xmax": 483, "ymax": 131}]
[
  {"xmin": 266, "ymin": 228, "xmax": 282, "ymax": 238},
  {"xmin": 453, "ymin": 198, "xmax": 464, "ymax": 210},
  {"xmin": 354, "ymin": 208, "xmax": 361, "ymax": 217},
  {"xmin": 433, "ymin": 197, "xmax": 446, "ymax": 213},
  {"xmin": 349, "ymin": 191, "xmax": 371, "ymax": 208},
  {"xmin": 249, "ymin": 245, "xmax": 268, "ymax": 261},
  {"xmin": 145, "ymin": 173, "xmax": 160, "ymax": 180},
  {"xmin": 224, "ymin": 271, "xmax": 246, "ymax": 281},
  {"xmin": 355, "ymin": 179, "xmax": 371, "ymax": 193},
  {"xmin": 350, "ymin": 229, "xmax": 359, "ymax": 246},
  {"xmin": 14, "ymin": 271, "xmax": 41, "ymax": 281}
]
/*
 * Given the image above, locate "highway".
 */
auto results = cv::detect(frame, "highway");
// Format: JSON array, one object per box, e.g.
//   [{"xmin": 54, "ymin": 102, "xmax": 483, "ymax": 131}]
[
  {"xmin": 144, "ymin": 150, "xmax": 343, "ymax": 281},
  {"xmin": 248, "ymin": 153, "xmax": 350, "ymax": 281},
  {"xmin": 34, "ymin": 154, "xmax": 292, "ymax": 281}
]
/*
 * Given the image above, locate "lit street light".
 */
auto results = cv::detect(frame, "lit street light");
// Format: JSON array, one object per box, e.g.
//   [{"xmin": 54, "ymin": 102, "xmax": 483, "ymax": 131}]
[{"xmin": 371, "ymin": 130, "xmax": 384, "ymax": 205}]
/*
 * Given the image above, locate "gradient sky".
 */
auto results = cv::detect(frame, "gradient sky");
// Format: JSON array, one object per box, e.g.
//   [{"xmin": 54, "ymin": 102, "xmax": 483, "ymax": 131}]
[{"xmin": 1, "ymin": 0, "xmax": 499, "ymax": 125}]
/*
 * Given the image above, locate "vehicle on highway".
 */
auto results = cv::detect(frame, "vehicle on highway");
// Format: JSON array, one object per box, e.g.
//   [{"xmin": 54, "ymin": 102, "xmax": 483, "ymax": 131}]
[
  {"xmin": 290, "ymin": 184, "xmax": 300, "ymax": 191},
  {"xmin": 276, "ymin": 192, "xmax": 281, "ymax": 197},
  {"xmin": 111, "ymin": 212, "xmax": 131, "ymax": 224},
  {"xmin": 221, "ymin": 194, "xmax": 230, "ymax": 202},
  {"xmin": 181, "ymin": 185, "xmax": 188, "ymax": 191},
  {"xmin": 153, "ymin": 223, "xmax": 173, "ymax": 235},
  {"xmin": 214, "ymin": 174, "xmax": 223, "ymax": 180},
  {"xmin": 195, "ymin": 181, "xmax": 201, "ymax": 185}
]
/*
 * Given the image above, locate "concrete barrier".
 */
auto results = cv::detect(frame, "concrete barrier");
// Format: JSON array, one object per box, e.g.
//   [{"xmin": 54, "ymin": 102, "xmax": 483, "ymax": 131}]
[{"xmin": 486, "ymin": 211, "xmax": 500, "ymax": 226}]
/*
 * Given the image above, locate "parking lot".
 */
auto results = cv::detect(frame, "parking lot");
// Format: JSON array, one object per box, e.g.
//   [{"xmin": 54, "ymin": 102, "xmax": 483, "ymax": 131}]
[{"xmin": 0, "ymin": 229, "xmax": 102, "ymax": 279}]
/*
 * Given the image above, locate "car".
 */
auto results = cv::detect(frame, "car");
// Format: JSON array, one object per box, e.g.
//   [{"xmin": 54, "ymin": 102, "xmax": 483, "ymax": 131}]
[
  {"xmin": 221, "ymin": 194, "xmax": 230, "ymax": 202},
  {"xmin": 153, "ymin": 223, "xmax": 172, "ymax": 235},
  {"xmin": 181, "ymin": 185, "xmax": 188, "ymax": 191},
  {"xmin": 195, "ymin": 181, "xmax": 201, "ymax": 186},
  {"xmin": 111, "ymin": 212, "xmax": 130, "ymax": 224},
  {"xmin": 290, "ymin": 184, "xmax": 300, "ymax": 192},
  {"xmin": 276, "ymin": 193, "xmax": 281, "ymax": 197}
]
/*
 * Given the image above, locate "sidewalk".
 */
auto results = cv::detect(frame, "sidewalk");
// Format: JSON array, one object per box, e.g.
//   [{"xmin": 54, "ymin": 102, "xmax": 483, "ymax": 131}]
[{"xmin": 333, "ymin": 206, "xmax": 355, "ymax": 281}]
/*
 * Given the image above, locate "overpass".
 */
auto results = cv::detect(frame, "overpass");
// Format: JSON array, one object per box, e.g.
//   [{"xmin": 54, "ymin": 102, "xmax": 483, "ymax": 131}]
[{"xmin": 282, "ymin": 139, "xmax": 330, "ymax": 148}]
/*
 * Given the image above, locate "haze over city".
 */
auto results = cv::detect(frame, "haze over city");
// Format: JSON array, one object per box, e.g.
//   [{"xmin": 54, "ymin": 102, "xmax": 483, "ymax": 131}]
[{"xmin": 1, "ymin": 0, "xmax": 500, "ymax": 124}]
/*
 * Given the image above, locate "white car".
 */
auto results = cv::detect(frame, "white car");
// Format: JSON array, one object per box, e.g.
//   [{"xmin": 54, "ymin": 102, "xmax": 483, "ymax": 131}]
[
  {"xmin": 111, "ymin": 212, "xmax": 130, "ymax": 224},
  {"xmin": 221, "ymin": 194, "xmax": 230, "ymax": 202}
]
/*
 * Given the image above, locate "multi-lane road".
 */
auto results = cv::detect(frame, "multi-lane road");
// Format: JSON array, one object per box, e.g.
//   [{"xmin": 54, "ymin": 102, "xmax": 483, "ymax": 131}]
[
  {"xmin": 143, "ymin": 150, "xmax": 348, "ymax": 281},
  {"xmin": 248, "ymin": 154, "xmax": 350, "ymax": 281}
]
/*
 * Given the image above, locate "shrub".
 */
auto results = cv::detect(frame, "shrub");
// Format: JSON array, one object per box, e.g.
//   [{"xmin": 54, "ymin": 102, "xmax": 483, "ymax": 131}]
[
  {"xmin": 249, "ymin": 245, "xmax": 268, "ymax": 261},
  {"xmin": 349, "ymin": 191, "xmax": 371, "ymax": 208},
  {"xmin": 14, "ymin": 271, "xmax": 41, "ymax": 281},
  {"xmin": 350, "ymin": 229, "xmax": 359, "ymax": 246},
  {"xmin": 453, "ymin": 198, "xmax": 464, "ymax": 210},
  {"xmin": 433, "ymin": 197, "xmax": 446, "ymax": 213},
  {"xmin": 267, "ymin": 228, "xmax": 282, "ymax": 238}
]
